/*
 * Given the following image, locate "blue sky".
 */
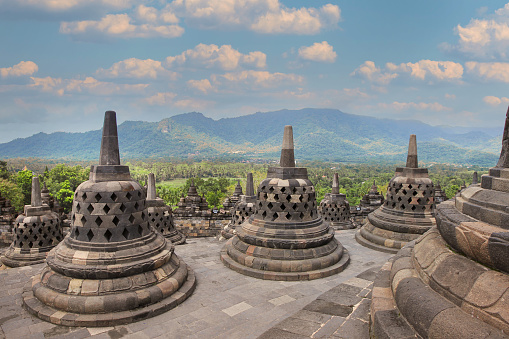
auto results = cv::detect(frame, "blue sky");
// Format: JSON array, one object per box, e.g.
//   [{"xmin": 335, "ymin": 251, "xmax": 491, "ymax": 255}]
[{"xmin": 1, "ymin": 0, "xmax": 509, "ymax": 142}]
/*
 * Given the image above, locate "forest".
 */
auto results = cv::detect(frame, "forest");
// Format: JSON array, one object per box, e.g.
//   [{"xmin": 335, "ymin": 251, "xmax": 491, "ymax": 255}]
[{"xmin": 0, "ymin": 158, "xmax": 486, "ymax": 214}]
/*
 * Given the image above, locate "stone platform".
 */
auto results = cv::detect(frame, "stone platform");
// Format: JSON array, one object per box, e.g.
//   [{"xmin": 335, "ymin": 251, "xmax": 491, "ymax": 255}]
[{"xmin": 0, "ymin": 229, "xmax": 390, "ymax": 339}]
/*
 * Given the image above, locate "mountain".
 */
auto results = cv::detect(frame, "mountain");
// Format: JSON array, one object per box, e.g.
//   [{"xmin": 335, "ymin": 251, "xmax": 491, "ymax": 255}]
[{"xmin": 0, "ymin": 108, "xmax": 502, "ymax": 166}]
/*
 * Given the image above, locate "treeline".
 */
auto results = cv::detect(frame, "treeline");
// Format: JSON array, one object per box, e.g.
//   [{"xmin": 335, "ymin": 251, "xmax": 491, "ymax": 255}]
[{"xmin": 0, "ymin": 159, "xmax": 487, "ymax": 213}]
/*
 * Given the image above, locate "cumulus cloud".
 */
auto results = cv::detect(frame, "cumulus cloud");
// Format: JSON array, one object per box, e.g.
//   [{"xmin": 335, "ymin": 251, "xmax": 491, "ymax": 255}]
[
  {"xmin": 376, "ymin": 101, "xmax": 452, "ymax": 112},
  {"xmin": 0, "ymin": 0, "xmax": 132, "ymax": 13},
  {"xmin": 187, "ymin": 79, "xmax": 214, "ymax": 94},
  {"xmin": 96, "ymin": 58, "xmax": 178, "ymax": 80},
  {"xmin": 60, "ymin": 12, "xmax": 184, "ymax": 39},
  {"xmin": 465, "ymin": 61, "xmax": 509, "ymax": 82},
  {"xmin": 212, "ymin": 70, "xmax": 303, "ymax": 89},
  {"xmin": 386, "ymin": 60, "xmax": 463, "ymax": 81},
  {"xmin": 298, "ymin": 41, "xmax": 337, "ymax": 63},
  {"xmin": 351, "ymin": 61, "xmax": 398, "ymax": 85},
  {"xmin": 0, "ymin": 61, "xmax": 38, "ymax": 78},
  {"xmin": 29, "ymin": 76, "xmax": 148, "ymax": 96},
  {"xmin": 166, "ymin": 44, "xmax": 266, "ymax": 70},
  {"xmin": 444, "ymin": 3, "xmax": 509, "ymax": 59},
  {"xmin": 170, "ymin": 0, "xmax": 340, "ymax": 34},
  {"xmin": 483, "ymin": 95, "xmax": 509, "ymax": 106},
  {"xmin": 143, "ymin": 92, "xmax": 177, "ymax": 105}
]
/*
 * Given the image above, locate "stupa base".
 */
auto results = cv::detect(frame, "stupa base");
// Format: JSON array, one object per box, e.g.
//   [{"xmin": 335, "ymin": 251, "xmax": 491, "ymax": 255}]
[
  {"xmin": 355, "ymin": 229, "xmax": 400, "ymax": 254},
  {"xmin": 1, "ymin": 247, "xmax": 50, "ymax": 268},
  {"xmin": 371, "ymin": 228, "xmax": 509, "ymax": 338},
  {"xmin": 22, "ymin": 257, "xmax": 196, "ymax": 327},
  {"xmin": 220, "ymin": 238, "xmax": 350, "ymax": 281}
]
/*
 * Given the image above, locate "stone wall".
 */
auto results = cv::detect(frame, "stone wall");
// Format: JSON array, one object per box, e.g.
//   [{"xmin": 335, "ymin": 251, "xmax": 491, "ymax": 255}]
[{"xmin": 174, "ymin": 215, "xmax": 230, "ymax": 238}]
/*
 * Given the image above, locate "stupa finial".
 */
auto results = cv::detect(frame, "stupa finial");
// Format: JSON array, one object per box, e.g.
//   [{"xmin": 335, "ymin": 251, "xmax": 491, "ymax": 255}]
[
  {"xmin": 332, "ymin": 173, "xmax": 340, "ymax": 194},
  {"xmin": 246, "ymin": 173, "xmax": 254, "ymax": 196},
  {"xmin": 472, "ymin": 171, "xmax": 479, "ymax": 185},
  {"xmin": 31, "ymin": 176, "xmax": 42, "ymax": 207},
  {"xmin": 147, "ymin": 173, "xmax": 156, "ymax": 200},
  {"xmin": 406, "ymin": 134, "xmax": 418, "ymax": 168},
  {"xmin": 496, "ymin": 106, "xmax": 509, "ymax": 168},
  {"xmin": 99, "ymin": 111, "xmax": 121, "ymax": 166},
  {"xmin": 280, "ymin": 125, "xmax": 295, "ymax": 168}
]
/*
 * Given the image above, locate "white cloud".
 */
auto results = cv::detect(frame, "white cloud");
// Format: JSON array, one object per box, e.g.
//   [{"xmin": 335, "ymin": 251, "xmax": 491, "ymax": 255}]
[
  {"xmin": 0, "ymin": 61, "xmax": 38, "ymax": 78},
  {"xmin": 298, "ymin": 41, "xmax": 336, "ymax": 63},
  {"xmin": 187, "ymin": 79, "xmax": 214, "ymax": 94},
  {"xmin": 445, "ymin": 3, "xmax": 509, "ymax": 59},
  {"xmin": 465, "ymin": 61, "xmax": 509, "ymax": 82},
  {"xmin": 0, "ymin": 0, "xmax": 132, "ymax": 12},
  {"xmin": 29, "ymin": 76, "xmax": 148, "ymax": 96},
  {"xmin": 386, "ymin": 60, "xmax": 463, "ymax": 81},
  {"xmin": 165, "ymin": 44, "xmax": 266, "ymax": 70},
  {"xmin": 173, "ymin": 98, "xmax": 213, "ymax": 111},
  {"xmin": 378, "ymin": 101, "xmax": 452, "ymax": 112},
  {"xmin": 143, "ymin": 92, "xmax": 177, "ymax": 105},
  {"xmin": 351, "ymin": 61, "xmax": 398, "ymax": 85},
  {"xmin": 60, "ymin": 13, "xmax": 184, "ymax": 39},
  {"xmin": 170, "ymin": 0, "xmax": 340, "ymax": 35},
  {"xmin": 96, "ymin": 58, "xmax": 178, "ymax": 80},
  {"xmin": 483, "ymin": 95, "xmax": 509, "ymax": 106},
  {"xmin": 212, "ymin": 70, "xmax": 303, "ymax": 89}
]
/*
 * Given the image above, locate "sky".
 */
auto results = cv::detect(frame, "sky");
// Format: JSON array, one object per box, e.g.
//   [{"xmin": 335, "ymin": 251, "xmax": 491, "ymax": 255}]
[{"xmin": 1, "ymin": 0, "xmax": 509, "ymax": 143}]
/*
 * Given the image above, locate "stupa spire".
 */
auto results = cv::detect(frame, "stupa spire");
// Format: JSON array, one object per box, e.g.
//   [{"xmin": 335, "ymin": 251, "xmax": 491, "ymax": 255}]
[
  {"xmin": 472, "ymin": 171, "xmax": 479, "ymax": 185},
  {"xmin": 332, "ymin": 173, "xmax": 340, "ymax": 194},
  {"xmin": 147, "ymin": 173, "xmax": 156, "ymax": 200},
  {"xmin": 31, "ymin": 176, "xmax": 42, "ymax": 207},
  {"xmin": 99, "ymin": 111, "xmax": 121, "ymax": 166},
  {"xmin": 496, "ymin": 106, "xmax": 509, "ymax": 168},
  {"xmin": 406, "ymin": 134, "xmax": 418, "ymax": 168},
  {"xmin": 279, "ymin": 125, "xmax": 295, "ymax": 167},
  {"xmin": 246, "ymin": 172, "xmax": 254, "ymax": 196}
]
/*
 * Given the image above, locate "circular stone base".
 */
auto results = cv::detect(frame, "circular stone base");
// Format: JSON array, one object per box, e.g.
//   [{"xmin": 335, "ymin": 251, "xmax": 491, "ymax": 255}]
[
  {"xmin": 1, "ymin": 252, "xmax": 47, "ymax": 268},
  {"xmin": 220, "ymin": 240, "xmax": 349, "ymax": 281},
  {"xmin": 354, "ymin": 229, "xmax": 399, "ymax": 254},
  {"xmin": 22, "ymin": 265, "xmax": 196, "ymax": 327}
]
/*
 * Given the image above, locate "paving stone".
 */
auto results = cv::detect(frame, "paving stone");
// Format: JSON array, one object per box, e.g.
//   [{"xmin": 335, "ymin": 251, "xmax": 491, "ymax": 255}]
[
  {"xmin": 311, "ymin": 316, "xmax": 346, "ymax": 338},
  {"xmin": 268, "ymin": 295, "xmax": 295, "ymax": 306},
  {"xmin": 258, "ymin": 328, "xmax": 310, "ymax": 339},
  {"xmin": 304, "ymin": 300, "xmax": 353, "ymax": 317},
  {"xmin": 332, "ymin": 318, "xmax": 369, "ymax": 339},
  {"xmin": 222, "ymin": 301, "xmax": 252, "ymax": 317},
  {"xmin": 274, "ymin": 317, "xmax": 323, "ymax": 337}
]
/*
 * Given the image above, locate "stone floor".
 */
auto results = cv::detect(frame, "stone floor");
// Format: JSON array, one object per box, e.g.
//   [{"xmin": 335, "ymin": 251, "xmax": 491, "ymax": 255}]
[{"xmin": 0, "ymin": 229, "xmax": 392, "ymax": 339}]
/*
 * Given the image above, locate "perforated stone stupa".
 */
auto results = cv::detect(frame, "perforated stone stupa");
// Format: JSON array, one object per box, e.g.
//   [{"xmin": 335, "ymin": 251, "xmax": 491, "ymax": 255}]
[
  {"xmin": 370, "ymin": 107, "xmax": 509, "ymax": 338},
  {"xmin": 221, "ymin": 173, "xmax": 256, "ymax": 239},
  {"xmin": 433, "ymin": 181, "xmax": 447, "ymax": 204},
  {"xmin": 356, "ymin": 135, "xmax": 436, "ymax": 253},
  {"xmin": 146, "ymin": 173, "xmax": 185, "ymax": 245},
  {"xmin": 221, "ymin": 126, "xmax": 349, "ymax": 280},
  {"xmin": 319, "ymin": 173, "xmax": 355, "ymax": 230},
  {"xmin": 2, "ymin": 176, "xmax": 63, "ymax": 268},
  {"xmin": 22, "ymin": 111, "xmax": 195, "ymax": 326},
  {"xmin": 359, "ymin": 180, "xmax": 384, "ymax": 212},
  {"xmin": 173, "ymin": 179, "xmax": 211, "ymax": 218},
  {"xmin": 222, "ymin": 180, "xmax": 243, "ymax": 211}
]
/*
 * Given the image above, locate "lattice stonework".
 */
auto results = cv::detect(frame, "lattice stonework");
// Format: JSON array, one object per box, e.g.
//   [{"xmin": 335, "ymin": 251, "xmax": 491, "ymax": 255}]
[
  {"xmin": 385, "ymin": 182, "xmax": 434, "ymax": 213},
  {"xmin": 320, "ymin": 201, "xmax": 350, "ymax": 223},
  {"xmin": 13, "ymin": 216, "xmax": 62, "ymax": 250},
  {"xmin": 255, "ymin": 178, "xmax": 317, "ymax": 222},
  {"xmin": 70, "ymin": 188, "xmax": 149, "ymax": 243}
]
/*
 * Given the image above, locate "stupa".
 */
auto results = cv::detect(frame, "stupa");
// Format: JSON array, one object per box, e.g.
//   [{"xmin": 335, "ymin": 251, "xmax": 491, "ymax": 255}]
[
  {"xmin": 221, "ymin": 173, "xmax": 256, "ymax": 239},
  {"xmin": 359, "ymin": 180, "xmax": 384, "ymax": 212},
  {"xmin": 22, "ymin": 111, "xmax": 195, "ymax": 326},
  {"xmin": 173, "ymin": 179, "xmax": 210, "ymax": 218},
  {"xmin": 356, "ymin": 135, "xmax": 436, "ymax": 253},
  {"xmin": 221, "ymin": 126, "xmax": 349, "ymax": 281},
  {"xmin": 319, "ymin": 173, "xmax": 356, "ymax": 229},
  {"xmin": 146, "ymin": 173, "xmax": 185, "ymax": 245},
  {"xmin": 433, "ymin": 181, "xmax": 447, "ymax": 204},
  {"xmin": 2, "ymin": 176, "xmax": 63, "ymax": 267},
  {"xmin": 222, "ymin": 180, "xmax": 243, "ymax": 211},
  {"xmin": 370, "ymin": 108, "xmax": 509, "ymax": 338}
]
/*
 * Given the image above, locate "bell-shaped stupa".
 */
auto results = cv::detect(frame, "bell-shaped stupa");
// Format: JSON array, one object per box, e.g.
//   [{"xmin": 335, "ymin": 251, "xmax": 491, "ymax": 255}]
[
  {"xmin": 221, "ymin": 126, "xmax": 349, "ymax": 280},
  {"xmin": 359, "ymin": 180, "xmax": 384, "ymax": 212},
  {"xmin": 356, "ymin": 135, "xmax": 436, "ymax": 253},
  {"xmin": 2, "ymin": 176, "xmax": 63, "ymax": 267},
  {"xmin": 319, "ymin": 173, "xmax": 355, "ymax": 229},
  {"xmin": 146, "ymin": 173, "xmax": 185, "ymax": 245},
  {"xmin": 370, "ymin": 109, "xmax": 509, "ymax": 338},
  {"xmin": 222, "ymin": 180, "xmax": 243, "ymax": 211},
  {"xmin": 433, "ymin": 180, "xmax": 447, "ymax": 205},
  {"xmin": 22, "ymin": 111, "xmax": 195, "ymax": 326},
  {"xmin": 221, "ymin": 173, "xmax": 256, "ymax": 239}
]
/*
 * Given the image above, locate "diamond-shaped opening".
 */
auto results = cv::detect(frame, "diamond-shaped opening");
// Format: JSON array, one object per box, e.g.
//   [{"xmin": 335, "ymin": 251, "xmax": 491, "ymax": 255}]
[
  {"xmin": 104, "ymin": 229, "xmax": 112, "ymax": 242},
  {"xmin": 280, "ymin": 203, "xmax": 286, "ymax": 211},
  {"xmin": 33, "ymin": 234, "xmax": 38, "ymax": 241},
  {"xmin": 397, "ymin": 197, "xmax": 402, "ymax": 202},
  {"xmin": 303, "ymin": 187, "xmax": 307, "ymax": 192},
  {"xmin": 28, "ymin": 241, "xmax": 33, "ymax": 248},
  {"xmin": 23, "ymin": 235, "xmax": 28, "ymax": 240},
  {"xmin": 151, "ymin": 218, "xmax": 156, "ymax": 222},
  {"xmin": 413, "ymin": 190, "xmax": 418, "ymax": 196},
  {"xmin": 286, "ymin": 195, "xmax": 291, "ymax": 202},
  {"xmin": 38, "ymin": 241, "xmax": 43, "ymax": 247},
  {"xmin": 75, "ymin": 228, "xmax": 80, "ymax": 237},
  {"xmin": 408, "ymin": 184, "xmax": 413, "ymax": 189},
  {"xmin": 81, "ymin": 215, "xmax": 87, "ymax": 224},
  {"xmin": 112, "ymin": 216, "xmax": 120, "ymax": 226},
  {"xmin": 285, "ymin": 212, "xmax": 291, "ymax": 220},
  {"xmin": 417, "ymin": 198, "xmax": 422, "ymax": 204},
  {"xmin": 87, "ymin": 204, "xmax": 94, "ymax": 213},
  {"xmin": 82, "ymin": 192, "xmax": 87, "ymax": 200},
  {"xmin": 126, "ymin": 192, "xmax": 132, "ymax": 200},
  {"xmin": 402, "ymin": 189, "xmax": 407, "ymax": 195},
  {"xmin": 299, "ymin": 212, "xmax": 304, "ymax": 219},
  {"xmin": 138, "ymin": 225, "xmax": 143, "ymax": 236},
  {"xmin": 111, "ymin": 192, "xmax": 117, "ymax": 201},
  {"xmin": 38, "ymin": 227, "xmax": 43, "ymax": 233},
  {"xmin": 122, "ymin": 228, "xmax": 129, "ymax": 240},
  {"xmin": 95, "ymin": 193, "xmax": 102, "ymax": 202},
  {"xmin": 261, "ymin": 186, "xmax": 266, "ymax": 191},
  {"xmin": 138, "ymin": 191, "xmax": 142, "ymax": 197},
  {"xmin": 119, "ymin": 203, "xmax": 126, "ymax": 213},
  {"xmin": 274, "ymin": 194, "xmax": 279, "ymax": 201},
  {"xmin": 392, "ymin": 203, "xmax": 396, "ymax": 208},
  {"xmin": 258, "ymin": 202, "xmax": 263, "ymax": 209},
  {"xmin": 272, "ymin": 212, "xmax": 278, "ymax": 221},
  {"xmin": 262, "ymin": 211, "xmax": 267, "ymax": 218},
  {"xmin": 19, "ymin": 242, "xmax": 23, "ymax": 247},
  {"xmin": 292, "ymin": 203, "xmax": 297, "ymax": 210},
  {"xmin": 401, "ymin": 204, "xmax": 406, "ymax": 210},
  {"xmin": 407, "ymin": 198, "xmax": 412, "ymax": 203},
  {"xmin": 95, "ymin": 216, "xmax": 103, "ymax": 226},
  {"xmin": 141, "ymin": 212, "xmax": 145, "ymax": 220},
  {"xmin": 87, "ymin": 229, "xmax": 94, "ymax": 241},
  {"xmin": 281, "ymin": 187, "xmax": 286, "ymax": 193},
  {"xmin": 263, "ymin": 193, "xmax": 268, "ymax": 199},
  {"xmin": 76, "ymin": 203, "xmax": 81, "ymax": 212},
  {"xmin": 43, "ymin": 233, "xmax": 48, "ymax": 239},
  {"xmin": 299, "ymin": 195, "xmax": 303, "ymax": 202},
  {"xmin": 304, "ymin": 203, "xmax": 309, "ymax": 210},
  {"xmin": 411, "ymin": 205, "xmax": 416, "ymax": 211},
  {"xmin": 269, "ymin": 186, "xmax": 274, "ymax": 193},
  {"xmin": 103, "ymin": 204, "xmax": 111, "ymax": 214},
  {"xmin": 72, "ymin": 214, "xmax": 76, "ymax": 222},
  {"xmin": 129, "ymin": 214, "xmax": 135, "ymax": 223},
  {"xmin": 310, "ymin": 210, "xmax": 314, "ymax": 217},
  {"xmin": 134, "ymin": 202, "xmax": 139, "ymax": 210},
  {"xmin": 267, "ymin": 202, "xmax": 273, "ymax": 210},
  {"xmin": 29, "ymin": 228, "xmax": 33, "ymax": 234}
]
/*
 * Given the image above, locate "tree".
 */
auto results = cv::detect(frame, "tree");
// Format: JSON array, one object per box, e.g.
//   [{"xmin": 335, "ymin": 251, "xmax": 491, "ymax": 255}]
[
  {"xmin": 55, "ymin": 180, "xmax": 75, "ymax": 212},
  {"xmin": 16, "ymin": 169, "xmax": 33, "ymax": 206},
  {"xmin": 0, "ymin": 160, "xmax": 9, "ymax": 180},
  {"xmin": 0, "ymin": 179, "xmax": 24, "ymax": 212}
]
